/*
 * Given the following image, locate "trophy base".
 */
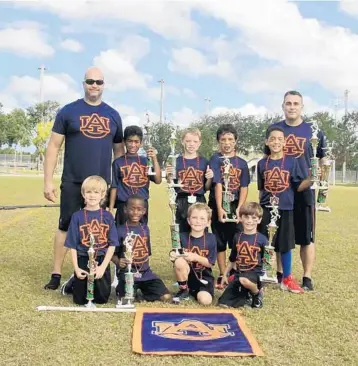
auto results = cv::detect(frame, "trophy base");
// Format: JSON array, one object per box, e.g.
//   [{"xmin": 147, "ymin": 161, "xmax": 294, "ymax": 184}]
[
  {"xmin": 168, "ymin": 183, "xmax": 183, "ymax": 188},
  {"xmin": 116, "ymin": 300, "xmax": 135, "ymax": 309},
  {"xmin": 260, "ymin": 273, "xmax": 278, "ymax": 284},
  {"xmin": 85, "ymin": 300, "xmax": 96, "ymax": 308},
  {"xmin": 223, "ymin": 218, "xmax": 237, "ymax": 223},
  {"xmin": 317, "ymin": 205, "xmax": 331, "ymax": 213}
]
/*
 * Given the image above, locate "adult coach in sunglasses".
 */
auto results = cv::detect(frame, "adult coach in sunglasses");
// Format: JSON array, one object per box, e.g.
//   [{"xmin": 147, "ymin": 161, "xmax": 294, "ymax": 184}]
[{"xmin": 43, "ymin": 67, "xmax": 125, "ymax": 290}]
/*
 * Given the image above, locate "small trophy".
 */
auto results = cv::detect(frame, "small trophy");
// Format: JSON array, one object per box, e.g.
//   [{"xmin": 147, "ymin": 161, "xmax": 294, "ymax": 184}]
[
  {"xmin": 168, "ymin": 187, "xmax": 185, "ymax": 262},
  {"xmin": 116, "ymin": 231, "xmax": 136, "ymax": 309},
  {"xmin": 260, "ymin": 196, "xmax": 279, "ymax": 284},
  {"xmin": 309, "ymin": 120, "xmax": 320, "ymax": 190},
  {"xmin": 221, "ymin": 156, "xmax": 237, "ymax": 223},
  {"xmin": 317, "ymin": 143, "xmax": 333, "ymax": 212},
  {"xmin": 167, "ymin": 130, "xmax": 182, "ymax": 188},
  {"xmin": 86, "ymin": 233, "xmax": 97, "ymax": 308},
  {"xmin": 143, "ymin": 112, "xmax": 155, "ymax": 176}
]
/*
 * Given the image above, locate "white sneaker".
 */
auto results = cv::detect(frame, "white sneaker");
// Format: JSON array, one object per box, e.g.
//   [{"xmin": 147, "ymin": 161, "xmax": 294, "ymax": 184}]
[{"xmin": 60, "ymin": 274, "xmax": 74, "ymax": 295}]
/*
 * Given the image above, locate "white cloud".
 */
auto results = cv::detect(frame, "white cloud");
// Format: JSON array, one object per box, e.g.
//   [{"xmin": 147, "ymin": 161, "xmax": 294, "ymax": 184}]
[
  {"xmin": 183, "ymin": 88, "xmax": 197, "ymax": 99},
  {"xmin": 171, "ymin": 107, "xmax": 199, "ymax": 127},
  {"xmin": 60, "ymin": 38, "xmax": 84, "ymax": 52},
  {"xmin": 340, "ymin": 0, "xmax": 358, "ymax": 17},
  {"xmin": 5, "ymin": 73, "xmax": 80, "ymax": 108},
  {"xmin": 0, "ymin": 22, "xmax": 54, "ymax": 57},
  {"xmin": 168, "ymin": 47, "xmax": 234, "ymax": 78},
  {"xmin": 211, "ymin": 104, "xmax": 270, "ymax": 117},
  {"xmin": 13, "ymin": 0, "xmax": 200, "ymax": 41}
]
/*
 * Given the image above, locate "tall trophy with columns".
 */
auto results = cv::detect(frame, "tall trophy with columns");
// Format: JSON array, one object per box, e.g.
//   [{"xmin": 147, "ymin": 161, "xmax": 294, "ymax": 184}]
[
  {"xmin": 116, "ymin": 231, "xmax": 137, "ymax": 309},
  {"xmin": 143, "ymin": 112, "xmax": 156, "ymax": 176},
  {"xmin": 86, "ymin": 233, "xmax": 98, "ymax": 308},
  {"xmin": 221, "ymin": 156, "xmax": 237, "ymax": 223},
  {"xmin": 309, "ymin": 120, "xmax": 320, "ymax": 190},
  {"xmin": 260, "ymin": 196, "xmax": 279, "ymax": 284},
  {"xmin": 317, "ymin": 142, "xmax": 334, "ymax": 212}
]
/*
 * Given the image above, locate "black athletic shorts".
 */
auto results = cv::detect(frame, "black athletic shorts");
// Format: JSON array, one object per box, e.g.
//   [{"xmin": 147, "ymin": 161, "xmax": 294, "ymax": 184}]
[
  {"xmin": 258, "ymin": 207, "xmax": 295, "ymax": 253},
  {"xmin": 59, "ymin": 182, "xmax": 84, "ymax": 231},
  {"xmin": 115, "ymin": 200, "xmax": 149, "ymax": 227},
  {"xmin": 72, "ymin": 255, "xmax": 111, "ymax": 306},
  {"xmin": 116, "ymin": 271, "xmax": 169, "ymax": 302},
  {"xmin": 176, "ymin": 195, "xmax": 206, "ymax": 233},
  {"xmin": 210, "ymin": 199, "xmax": 242, "ymax": 252},
  {"xmin": 218, "ymin": 271, "xmax": 260, "ymax": 308},
  {"xmin": 187, "ymin": 269, "xmax": 214, "ymax": 300},
  {"xmin": 294, "ymin": 191, "xmax": 315, "ymax": 245}
]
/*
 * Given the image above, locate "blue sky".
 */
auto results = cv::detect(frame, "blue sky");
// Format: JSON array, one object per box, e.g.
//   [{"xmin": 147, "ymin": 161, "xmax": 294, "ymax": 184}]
[{"xmin": 1, "ymin": 0, "xmax": 358, "ymax": 127}]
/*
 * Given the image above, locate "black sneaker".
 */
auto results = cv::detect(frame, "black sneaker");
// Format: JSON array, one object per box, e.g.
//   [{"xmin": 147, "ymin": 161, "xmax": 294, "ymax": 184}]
[
  {"xmin": 173, "ymin": 287, "xmax": 190, "ymax": 303},
  {"xmin": 245, "ymin": 290, "xmax": 253, "ymax": 306},
  {"xmin": 277, "ymin": 272, "xmax": 283, "ymax": 284},
  {"xmin": 60, "ymin": 274, "xmax": 74, "ymax": 295},
  {"xmin": 44, "ymin": 274, "xmax": 61, "ymax": 290},
  {"xmin": 251, "ymin": 290, "xmax": 263, "ymax": 309},
  {"xmin": 302, "ymin": 277, "xmax": 314, "ymax": 291}
]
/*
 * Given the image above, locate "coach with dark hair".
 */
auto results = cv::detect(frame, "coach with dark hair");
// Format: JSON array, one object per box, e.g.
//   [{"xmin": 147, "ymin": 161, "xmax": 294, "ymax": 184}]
[{"xmin": 43, "ymin": 67, "xmax": 124, "ymax": 290}]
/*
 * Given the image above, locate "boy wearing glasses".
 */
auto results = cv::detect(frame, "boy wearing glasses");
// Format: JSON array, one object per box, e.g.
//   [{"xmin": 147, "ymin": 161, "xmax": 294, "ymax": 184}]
[{"xmin": 43, "ymin": 66, "xmax": 125, "ymax": 291}]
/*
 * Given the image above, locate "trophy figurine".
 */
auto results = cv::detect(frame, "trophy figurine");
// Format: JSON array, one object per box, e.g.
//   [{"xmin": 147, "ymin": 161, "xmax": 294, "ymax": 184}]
[
  {"xmin": 309, "ymin": 120, "xmax": 320, "ymax": 190},
  {"xmin": 167, "ymin": 130, "xmax": 183, "ymax": 188},
  {"xmin": 168, "ymin": 187, "xmax": 185, "ymax": 262},
  {"xmin": 86, "ymin": 233, "xmax": 97, "ymax": 308},
  {"xmin": 260, "ymin": 196, "xmax": 279, "ymax": 284},
  {"xmin": 116, "ymin": 231, "xmax": 136, "ymax": 309},
  {"xmin": 221, "ymin": 157, "xmax": 237, "ymax": 223},
  {"xmin": 143, "ymin": 112, "xmax": 155, "ymax": 176}
]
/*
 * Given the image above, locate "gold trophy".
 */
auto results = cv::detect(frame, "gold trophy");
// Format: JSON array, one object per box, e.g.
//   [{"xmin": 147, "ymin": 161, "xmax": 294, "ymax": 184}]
[
  {"xmin": 309, "ymin": 120, "xmax": 320, "ymax": 190},
  {"xmin": 260, "ymin": 196, "xmax": 279, "ymax": 284},
  {"xmin": 143, "ymin": 112, "xmax": 155, "ymax": 176},
  {"xmin": 221, "ymin": 156, "xmax": 237, "ymax": 223},
  {"xmin": 317, "ymin": 144, "xmax": 333, "ymax": 212},
  {"xmin": 116, "ymin": 231, "xmax": 136, "ymax": 309},
  {"xmin": 85, "ymin": 233, "xmax": 97, "ymax": 308}
]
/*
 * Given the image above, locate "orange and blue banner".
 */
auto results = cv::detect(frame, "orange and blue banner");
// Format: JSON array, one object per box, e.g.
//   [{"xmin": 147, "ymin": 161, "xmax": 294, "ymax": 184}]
[{"xmin": 133, "ymin": 308, "xmax": 263, "ymax": 357}]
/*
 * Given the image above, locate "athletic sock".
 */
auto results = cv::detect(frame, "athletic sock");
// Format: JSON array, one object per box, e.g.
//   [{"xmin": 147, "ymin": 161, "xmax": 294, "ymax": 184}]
[{"xmin": 281, "ymin": 251, "xmax": 292, "ymax": 278}]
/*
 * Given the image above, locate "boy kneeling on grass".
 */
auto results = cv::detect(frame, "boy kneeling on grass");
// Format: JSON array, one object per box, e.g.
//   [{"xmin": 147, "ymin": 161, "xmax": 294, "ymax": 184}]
[
  {"xmin": 113, "ymin": 194, "xmax": 171, "ymax": 304},
  {"xmin": 218, "ymin": 202, "xmax": 267, "ymax": 309},
  {"xmin": 171, "ymin": 203, "xmax": 217, "ymax": 305},
  {"xmin": 63, "ymin": 175, "xmax": 119, "ymax": 305}
]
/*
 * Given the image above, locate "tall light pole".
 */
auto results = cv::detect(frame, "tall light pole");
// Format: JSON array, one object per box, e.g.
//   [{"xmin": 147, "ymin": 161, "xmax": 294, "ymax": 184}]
[
  {"xmin": 204, "ymin": 97, "xmax": 211, "ymax": 115},
  {"xmin": 344, "ymin": 89, "xmax": 349, "ymax": 117},
  {"xmin": 158, "ymin": 79, "xmax": 164, "ymax": 123},
  {"xmin": 38, "ymin": 65, "xmax": 46, "ymax": 122}
]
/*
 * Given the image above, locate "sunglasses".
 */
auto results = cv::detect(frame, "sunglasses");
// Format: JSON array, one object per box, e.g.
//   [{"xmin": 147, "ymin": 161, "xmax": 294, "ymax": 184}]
[{"xmin": 85, "ymin": 79, "xmax": 104, "ymax": 86}]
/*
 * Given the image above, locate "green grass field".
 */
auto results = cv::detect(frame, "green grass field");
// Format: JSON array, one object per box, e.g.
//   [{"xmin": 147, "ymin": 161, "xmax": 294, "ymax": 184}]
[{"xmin": 1, "ymin": 177, "xmax": 357, "ymax": 366}]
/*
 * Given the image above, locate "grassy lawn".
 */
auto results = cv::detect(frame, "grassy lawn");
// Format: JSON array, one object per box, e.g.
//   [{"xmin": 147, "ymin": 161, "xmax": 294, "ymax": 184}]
[{"xmin": 1, "ymin": 177, "xmax": 357, "ymax": 366}]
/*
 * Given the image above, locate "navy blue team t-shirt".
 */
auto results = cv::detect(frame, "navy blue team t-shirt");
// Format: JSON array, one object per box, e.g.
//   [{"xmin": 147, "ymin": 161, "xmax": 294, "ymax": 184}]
[
  {"xmin": 179, "ymin": 232, "xmax": 217, "ymax": 277},
  {"xmin": 208, "ymin": 153, "xmax": 250, "ymax": 206},
  {"xmin": 52, "ymin": 99, "xmax": 123, "ymax": 184},
  {"xmin": 174, "ymin": 155, "xmax": 209, "ymax": 196},
  {"xmin": 229, "ymin": 232, "xmax": 268, "ymax": 274},
  {"xmin": 116, "ymin": 224, "xmax": 159, "ymax": 282},
  {"xmin": 111, "ymin": 154, "xmax": 153, "ymax": 202},
  {"xmin": 64, "ymin": 208, "xmax": 119, "ymax": 256},
  {"xmin": 257, "ymin": 155, "xmax": 306, "ymax": 210}
]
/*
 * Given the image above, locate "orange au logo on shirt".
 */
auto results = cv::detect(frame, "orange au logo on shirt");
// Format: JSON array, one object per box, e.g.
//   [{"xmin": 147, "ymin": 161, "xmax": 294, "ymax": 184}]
[
  {"xmin": 121, "ymin": 163, "xmax": 148, "ymax": 188},
  {"xmin": 283, "ymin": 134, "xmax": 306, "ymax": 157},
  {"xmin": 151, "ymin": 320, "xmax": 234, "ymax": 341},
  {"xmin": 264, "ymin": 167, "xmax": 290, "ymax": 193},
  {"xmin": 132, "ymin": 235, "xmax": 149, "ymax": 265},
  {"xmin": 177, "ymin": 167, "xmax": 203, "ymax": 193},
  {"xmin": 80, "ymin": 219, "xmax": 109, "ymax": 249},
  {"xmin": 221, "ymin": 166, "xmax": 242, "ymax": 191},
  {"xmin": 236, "ymin": 241, "xmax": 261, "ymax": 271},
  {"xmin": 80, "ymin": 113, "xmax": 111, "ymax": 139},
  {"xmin": 185, "ymin": 246, "xmax": 209, "ymax": 270}
]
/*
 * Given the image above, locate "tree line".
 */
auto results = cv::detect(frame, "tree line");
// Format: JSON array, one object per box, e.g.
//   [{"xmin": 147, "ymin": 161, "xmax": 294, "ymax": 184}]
[{"xmin": 1, "ymin": 100, "xmax": 357, "ymax": 169}]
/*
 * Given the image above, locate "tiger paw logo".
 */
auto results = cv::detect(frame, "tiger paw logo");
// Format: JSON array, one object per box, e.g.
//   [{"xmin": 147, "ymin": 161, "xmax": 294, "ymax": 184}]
[
  {"xmin": 121, "ymin": 163, "xmax": 148, "ymax": 188},
  {"xmin": 264, "ymin": 167, "xmax": 290, "ymax": 193},
  {"xmin": 177, "ymin": 167, "xmax": 203, "ymax": 193},
  {"xmin": 80, "ymin": 220, "xmax": 109, "ymax": 249},
  {"xmin": 80, "ymin": 113, "xmax": 111, "ymax": 139},
  {"xmin": 236, "ymin": 241, "xmax": 261, "ymax": 271},
  {"xmin": 132, "ymin": 235, "xmax": 149, "ymax": 265},
  {"xmin": 185, "ymin": 246, "xmax": 209, "ymax": 270},
  {"xmin": 151, "ymin": 320, "xmax": 234, "ymax": 341},
  {"xmin": 284, "ymin": 134, "xmax": 306, "ymax": 157},
  {"xmin": 221, "ymin": 166, "xmax": 242, "ymax": 191}
]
